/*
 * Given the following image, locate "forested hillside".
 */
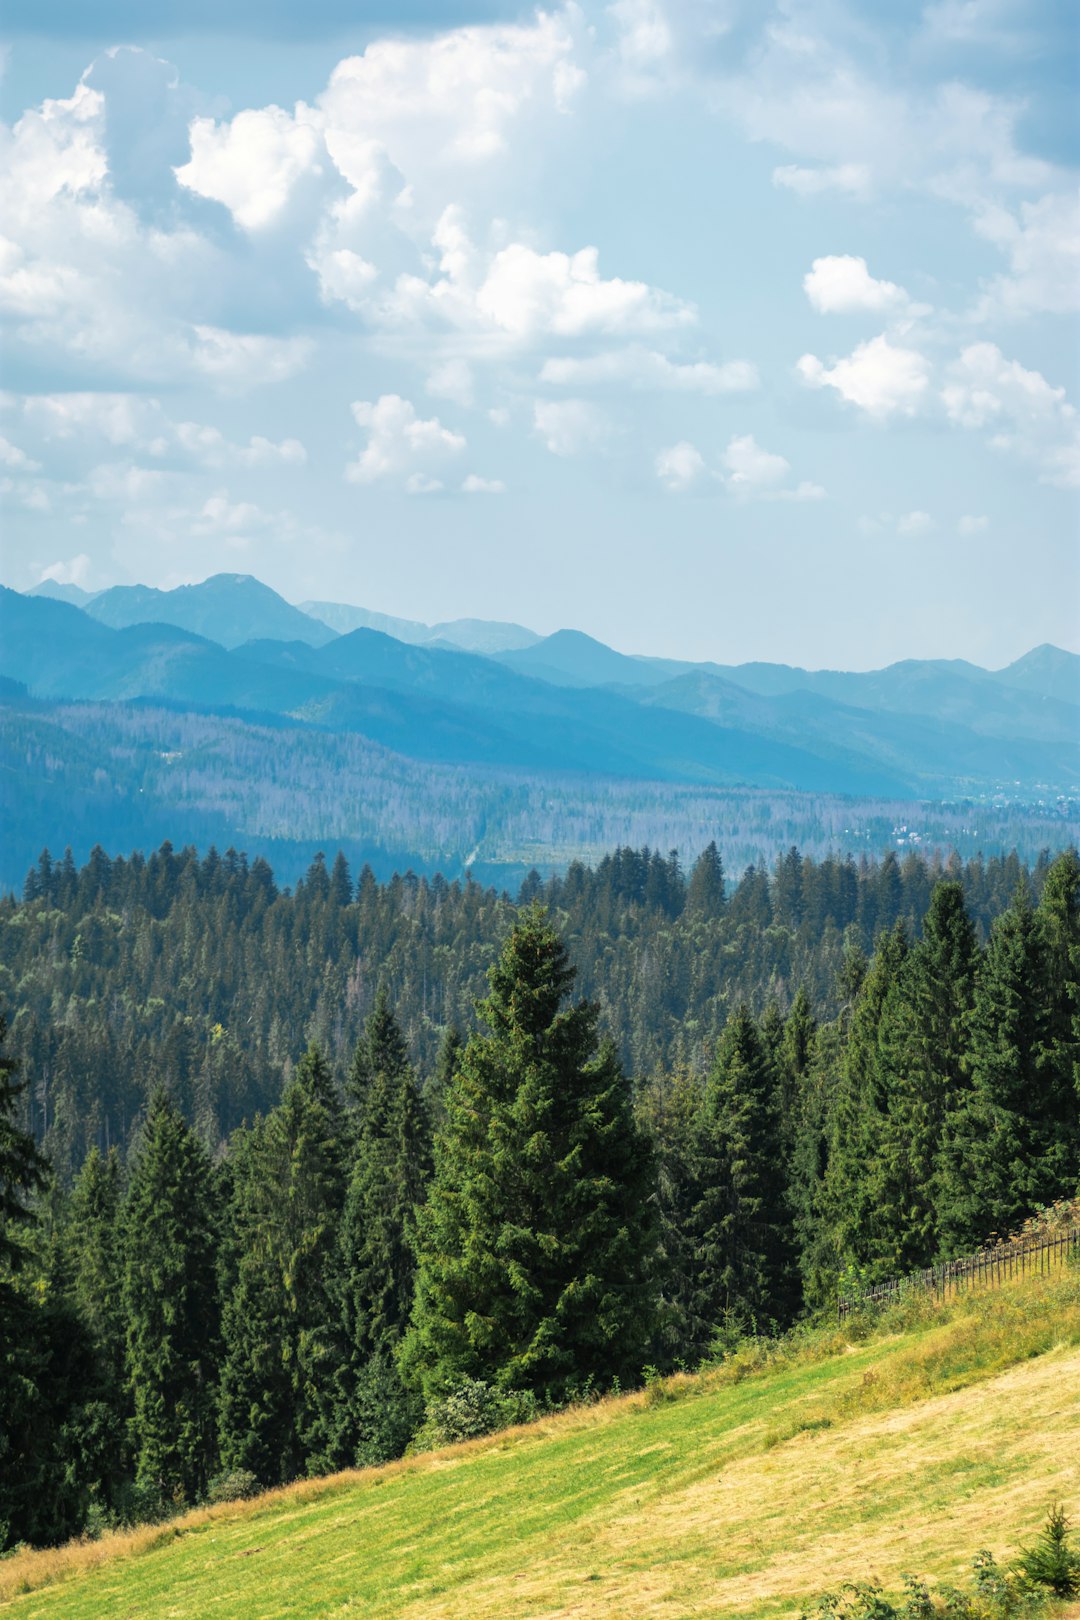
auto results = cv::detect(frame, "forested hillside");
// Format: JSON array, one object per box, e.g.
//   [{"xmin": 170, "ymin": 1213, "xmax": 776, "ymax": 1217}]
[
  {"xmin": 1, "ymin": 841, "xmax": 1077, "ymax": 1553},
  {"xmin": 1, "ymin": 839, "xmax": 1061, "ymax": 1177}
]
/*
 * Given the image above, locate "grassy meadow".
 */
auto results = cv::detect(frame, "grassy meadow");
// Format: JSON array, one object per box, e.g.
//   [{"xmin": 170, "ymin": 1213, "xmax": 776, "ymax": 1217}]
[{"xmin": 4, "ymin": 1265, "xmax": 1080, "ymax": 1620}]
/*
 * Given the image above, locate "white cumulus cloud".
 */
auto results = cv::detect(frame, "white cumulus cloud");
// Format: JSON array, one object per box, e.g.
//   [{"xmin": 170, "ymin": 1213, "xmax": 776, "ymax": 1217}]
[
  {"xmin": 798, "ymin": 334, "xmax": 932, "ymax": 418},
  {"xmin": 803, "ymin": 255, "xmax": 911, "ymax": 315},
  {"xmin": 175, "ymin": 105, "xmax": 323, "ymax": 231},
  {"xmin": 346, "ymin": 394, "xmax": 466, "ymax": 486},
  {"xmin": 655, "ymin": 440, "xmax": 706, "ymax": 491},
  {"xmin": 943, "ymin": 341, "xmax": 1079, "ymax": 486}
]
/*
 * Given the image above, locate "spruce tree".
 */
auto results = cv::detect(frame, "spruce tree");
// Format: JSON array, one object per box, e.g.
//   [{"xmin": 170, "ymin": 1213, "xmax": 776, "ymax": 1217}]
[
  {"xmin": 0, "ymin": 1013, "xmax": 47, "ymax": 1272},
  {"xmin": 347, "ymin": 986, "xmax": 410, "ymax": 1107},
  {"xmin": 688, "ymin": 1006, "xmax": 797, "ymax": 1336},
  {"xmin": 939, "ymin": 887, "xmax": 1068, "ymax": 1251},
  {"xmin": 820, "ymin": 923, "xmax": 909, "ymax": 1283},
  {"xmin": 218, "ymin": 1046, "xmax": 346, "ymax": 1483},
  {"xmin": 1035, "ymin": 850, "xmax": 1080, "ymax": 1165},
  {"xmin": 870, "ymin": 882, "xmax": 977, "ymax": 1271},
  {"xmin": 686, "ymin": 842, "xmax": 725, "ymax": 918},
  {"xmin": 402, "ymin": 905, "xmax": 657, "ymax": 1404},
  {"xmin": 338, "ymin": 998, "xmax": 431, "ymax": 1463},
  {"xmin": 122, "ymin": 1090, "xmax": 220, "ymax": 1506}
]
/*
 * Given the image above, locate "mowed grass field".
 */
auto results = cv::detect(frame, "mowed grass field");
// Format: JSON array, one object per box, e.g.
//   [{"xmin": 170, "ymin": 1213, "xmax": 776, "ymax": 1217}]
[{"xmin": 5, "ymin": 1267, "xmax": 1080, "ymax": 1620}]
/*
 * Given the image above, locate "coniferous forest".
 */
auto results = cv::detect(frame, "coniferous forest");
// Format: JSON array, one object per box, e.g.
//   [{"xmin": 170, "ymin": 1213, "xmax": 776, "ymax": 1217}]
[{"xmin": 1, "ymin": 839, "xmax": 1078, "ymax": 1552}]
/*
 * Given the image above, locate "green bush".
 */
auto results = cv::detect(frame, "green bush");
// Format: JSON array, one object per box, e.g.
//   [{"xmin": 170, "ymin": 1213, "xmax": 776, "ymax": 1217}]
[
  {"xmin": 422, "ymin": 1379, "xmax": 537, "ymax": 1448},
  {"xmin": 206, "ymin": 1470, "xmax": 260, "ymax": 1505}
]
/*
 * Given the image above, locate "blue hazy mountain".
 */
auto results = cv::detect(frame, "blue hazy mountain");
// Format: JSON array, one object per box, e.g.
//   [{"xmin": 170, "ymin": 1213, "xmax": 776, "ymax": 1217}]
[
  {"xmin": 300, "ymin": 598, "xmax": 540, "ymax": 654},
  {"xmin": 2, "ymin": 584, "xmax": 1076, "ymax": 800},
  {"xmin": 82, "ymin": 573, "xmax": 338, "ymax": 650}
]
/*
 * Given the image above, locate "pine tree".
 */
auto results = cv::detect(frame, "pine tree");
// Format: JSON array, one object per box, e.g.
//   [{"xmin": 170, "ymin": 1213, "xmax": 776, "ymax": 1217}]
[
  {"xmin": 940, "ymin": 887, "xmax": 1071, "ymax": 1251},
  {"xmin": 338, "ymin": 999, "xmax": 431, "ymax": 1463},
  {"xmin": 688, "ymin": 1006, "xmax": 797, "ymax": 1336},
  {"xmin": 0, "ymin": 1013, "xmax": 47, "ymax": 1272},
  {"xmin": 1035, "ymin": 849, "xmax": 1080, "ymax": 1164},
  {"xmin": 122, "ymin": 1090, "xmax": 220, "ymax": 1505},
  {"xmin": 402, "ymin": 905, "xmax": 657, "ymax": 1404},
  {"xmin": 218, "ymin": 1046, "xmax": 346, "ymax": 1484},
  {"xmin": 347, "ymin": 986, "xmax": 410, "ymax": 1108},
  {"xmin": 64, "ymin": 1145, "xmax": 128, "ymax": 1505},
  {"xmin": 68, "ymin": 1147, "xmax": 125, "ymax": 1381},
  {"xmin": 686, "ymin": 842, "xmax": 725, "ymax": 918},
  {"xmin": 871, "ymin": 882, "xmax": 977, "ymax": 1271},
  {"xmin": 820, "ymin": 923, "xmax": 909, "ymax": 1283}
]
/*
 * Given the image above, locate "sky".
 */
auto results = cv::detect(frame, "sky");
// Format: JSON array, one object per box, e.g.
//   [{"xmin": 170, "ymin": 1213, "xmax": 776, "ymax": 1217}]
[{"xmin": 0, "ymin": 0, "xmax": 1077, "ymax": 669}]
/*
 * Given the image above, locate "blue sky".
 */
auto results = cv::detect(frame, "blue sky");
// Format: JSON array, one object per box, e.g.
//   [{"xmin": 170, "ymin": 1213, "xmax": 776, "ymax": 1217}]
[{"xmin": 1, "ymin": 0, "xmax": 1077, "ymax": 668}]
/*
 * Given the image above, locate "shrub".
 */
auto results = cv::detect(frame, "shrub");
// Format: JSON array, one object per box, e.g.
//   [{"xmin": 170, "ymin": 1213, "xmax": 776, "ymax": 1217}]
[
  {"xmin": 422, "ymin": 1379, "xmax": 537, "ymax": 1448},
  {"xmin": 206, "ymin": 1470, "xmax": 260, "ymax": 1505}
]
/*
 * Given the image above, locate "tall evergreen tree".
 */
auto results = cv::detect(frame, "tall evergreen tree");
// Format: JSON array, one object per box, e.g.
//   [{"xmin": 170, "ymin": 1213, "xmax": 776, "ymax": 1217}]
[
  {"xmin": 122, "ymin": 1090, "xmax": 220, "ymax": 1505},
  {"xmin": 347, "ymin": 986, "xmax": 410, "ymax": 1107},
  {"xmin": 688, "ymin": 1006, "xmax": 797, "ymax": 1336},
  {"xmin": 870, "ymin": 882, "xmax": 978, "ymax": 1271},
  {"xmin": 1035, "ymin": 849, "xmax": 1080, "ymax": 1159},
  {"xmin": 219, "ymin": 1046, "xmax": 346, "ymax": 1484},
  {"xmin": 338, "ymin": 999, "xmax": 431, "ymax": 1463},
  {"xmin": 402, "ymin": 906, "xmax": 657, "ymax": 1404},
  {"xmin": 820, "ymin": 923, "xmax": 909, "ymax": 1283},
  {"xmin": 0, "ymin": 1013, "xmax": 47, "ymax": 1272},
  {"xmin": 686, "ymin": 842, "xmax": 725, "ymax": 918},
  {"xmin": 939, "ymin": 888, "xmax": 1070, "ymax": 1251}
]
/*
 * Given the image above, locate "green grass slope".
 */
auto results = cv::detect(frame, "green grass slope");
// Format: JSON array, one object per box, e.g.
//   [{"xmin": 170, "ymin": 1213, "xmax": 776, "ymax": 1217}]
[{"xmin": 5, "ymin": 1268, "xmax": 1080, "ymax": 1619}]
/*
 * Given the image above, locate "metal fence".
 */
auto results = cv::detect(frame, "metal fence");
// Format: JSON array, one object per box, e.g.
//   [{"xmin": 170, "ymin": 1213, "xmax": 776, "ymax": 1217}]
[{"xmin": 837, "ymin": 1222, "xmax": 1080, "ymax": 1323}]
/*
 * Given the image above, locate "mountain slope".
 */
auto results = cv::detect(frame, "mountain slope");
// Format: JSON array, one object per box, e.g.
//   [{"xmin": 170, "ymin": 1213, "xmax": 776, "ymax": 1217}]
[
  {"xmin": 85, "ymin": 575, "xmax": 337, "ymax": 649},
  {"xmin": 993, "ymin": 643, "xmax": 1080, "ymax": 708},
  {"xmin": 299, "ymin": 599, "xmax": 540, "ymax": 654},
  {"xmin": 7, "ymin": 1267, "xmax": 1079, "ymax": 1618},
  {"xmin": 644, "ymin": 670, "xmax": 1079, "ymax": 787}
]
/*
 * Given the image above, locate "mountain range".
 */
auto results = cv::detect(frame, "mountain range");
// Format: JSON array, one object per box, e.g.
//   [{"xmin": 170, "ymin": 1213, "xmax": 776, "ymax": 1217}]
[{"xmin": 12, "ymin": 573, "xmax": 1078, "ymax": 800}]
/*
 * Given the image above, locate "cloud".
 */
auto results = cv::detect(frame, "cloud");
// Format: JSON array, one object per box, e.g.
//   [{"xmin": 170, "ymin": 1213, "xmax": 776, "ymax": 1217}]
[
  {"xmin": 175, "ymin": 8, "xmax": 586, "ymax": 236},
  {"xmin": 606, "ymin": 0, "xmax": 675, "ymax": 95},
  {"xmin": 655, "ymin": 440, "xmax": 706, "ymax": 491},
  {"xmin": 721, "ymin": 433, "xmax": 825, "ymax": 501},
  {"xmin": 803, "ymin": 255, "xmax": 911, "ymax": 316},
  {"xmin": 721, "ymin": 432, "xmax": 789, "ymax": 490},
  {"xmin": 972, "ymin": 191, "xmax": 1080, "ymax": 318},
  {"xmin": 657, "ymin": 433, "xmax": 825, "ymax": 501},
  {"xmin": 896, "ymin": 510, "xmax": 934, "ymax": 534},
  {"xmin": 15, "ymin": 391, "xmax": 307, "ymax": 470},
  {"xmin": 39, "ymin": 553, "xmax": 92, "ymax": 586},
  {"xmin": 957, "ymin": 513, "xmax": 988, "ymax": 534},
  {"xmin": 532, "ymin": 398, "xmax": 611, "ymax": 456},
  {"xmin": 0, "ymin": 433, "xmax": 40, "ymax": 470},
  {"xmin": 461, "ymin": 473, "xmax": 505, "ymax": 493},
  {"xmin": 188, "ymin": 325, "xmax": 312, "ymax": 388},
  {"xmin": 539, "ymin": 347, "xmax": 757, "ymax": 393},
  {"xmin": 376, "ymin": 209, "xmax": 696, "ymax": 343},
  {"xmin": 192, "ymin": 492, "xmax": 269, "ymax": 534},
  {"xmin": 798, "ymin": 334, "xmax": 932, "ymax": 419},
  {"xmin": 772, "ymin": 163, "xmax": 870, "ymax": 197},
  {"xmin": 346, "ymin": 393, "xmax": 466, "ymax": 485},
  {"xmin": 942, "ymin": 341, "xmax": 1079, "ymax": 486},
  {"xmin": 175, "ymin": 104, "xmax": 324, "ymax": 230},
  {"xmin": 426, "ymin": 357, "xmax": 475, "ymax": 406}
]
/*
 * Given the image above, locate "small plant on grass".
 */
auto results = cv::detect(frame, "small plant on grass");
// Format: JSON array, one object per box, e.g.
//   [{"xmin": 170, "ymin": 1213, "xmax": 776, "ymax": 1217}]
[
  {"xmin": 1014, "ymin": 1504, "xmax": 1080, "ymax": 1597},
  {"xmin": 206, "ymin": 1470, "xmax": 260, "ymax": 1505},
  {"xmin": 421, "ymin": 1378, "xmax": 537, "ymax": 1447}
]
